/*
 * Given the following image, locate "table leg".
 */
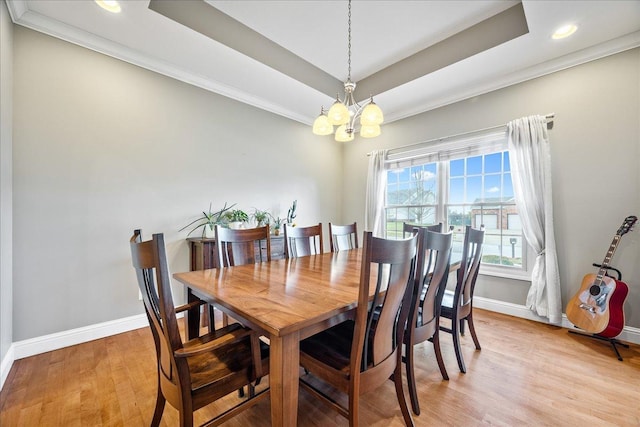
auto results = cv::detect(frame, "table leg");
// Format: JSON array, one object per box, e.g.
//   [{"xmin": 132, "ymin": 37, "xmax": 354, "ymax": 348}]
[
  {"xmin": 185, "ymin": 288, "xmax": 200, "ymax": 340},
  {"xmin": 269, "ymin": 331, "xmax": 300, "ymax": 427}
]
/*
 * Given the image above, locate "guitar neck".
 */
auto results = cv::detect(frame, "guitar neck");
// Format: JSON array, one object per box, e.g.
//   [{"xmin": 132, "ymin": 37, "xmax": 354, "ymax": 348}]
[{"xmin": 595, "ymin": 235, "xmax": 622, "ymax": 284}]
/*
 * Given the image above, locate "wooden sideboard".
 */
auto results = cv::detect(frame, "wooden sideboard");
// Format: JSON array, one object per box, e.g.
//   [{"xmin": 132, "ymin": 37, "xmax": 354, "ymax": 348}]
[{"xmin": 187, "ymin": 234, "xmax": 285, "ymax": 271}]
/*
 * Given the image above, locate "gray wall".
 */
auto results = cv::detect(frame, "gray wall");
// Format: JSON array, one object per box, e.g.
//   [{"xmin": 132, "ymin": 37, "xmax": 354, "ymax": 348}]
[
  {"xmin": 0, "ymin": 0, "xmax": 14, "ymax": 366},
  {"xmin": 343, "ymin": 48, "xmax": 640, "ymax": 327},
  {"xmin": 12, "ymin": 26, "xmax": 343, "ymax": 340},
  {"xmin": 6, "ymin": 20, "xmax": 640, "ymax": 345}
]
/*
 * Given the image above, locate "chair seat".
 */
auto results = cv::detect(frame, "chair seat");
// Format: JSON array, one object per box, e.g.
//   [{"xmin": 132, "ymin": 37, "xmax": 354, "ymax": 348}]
[
  {"xmin": 300, "ymin": 320, "xmax": 355, "ymax": 373},
  {"xmin": 184, "ymin": 324, "xmax": 266, "ymax": 391}
]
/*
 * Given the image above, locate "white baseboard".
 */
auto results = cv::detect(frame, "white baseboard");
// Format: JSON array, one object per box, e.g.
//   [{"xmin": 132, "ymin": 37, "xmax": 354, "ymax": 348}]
[
  {"xmin": 2, "ymin": 298, "xmax": 639, "ymax": 392},
  {"xmin": 12, "ymin": 313, "xmax": 150, "ymax": 360},
  {"xmin": 0, "ymin": 344, "xmax": 15, "ymax": 391},
  {"xmin": 473, "ymin": 296, "xmax": 640, "ymax": 345}
]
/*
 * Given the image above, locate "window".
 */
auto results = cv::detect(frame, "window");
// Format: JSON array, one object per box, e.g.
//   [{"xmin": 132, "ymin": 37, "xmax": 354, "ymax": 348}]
[{"xmin": 383, "ymin": 132, "xmax": 531, "ymax": 280}]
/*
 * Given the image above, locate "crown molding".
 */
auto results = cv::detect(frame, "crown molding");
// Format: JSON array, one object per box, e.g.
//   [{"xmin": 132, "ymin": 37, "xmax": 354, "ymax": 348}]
[
  {"xmin": 5, "ymin": 0, "xmax": 27, "ymax": 22},
  {"xmin": 6, "ymin": 4, "xmax": 312, "ymax": 125},
  {"xmin": 6, "ymin": 2, "xmax": 640, "ymax": 127},
  {"xmin": 386, "ymin": 30, "xmax": 640, "ymax": 123}
]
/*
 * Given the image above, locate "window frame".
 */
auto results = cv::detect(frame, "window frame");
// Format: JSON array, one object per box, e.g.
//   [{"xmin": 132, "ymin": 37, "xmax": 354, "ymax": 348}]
[{"xmin": 383, "ymin": 132, "xmax": 533, "ymax": 282}]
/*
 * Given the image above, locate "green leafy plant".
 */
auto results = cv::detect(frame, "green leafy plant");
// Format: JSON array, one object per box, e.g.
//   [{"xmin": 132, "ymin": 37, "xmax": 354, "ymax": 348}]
[
  {"xmin": 287, "ymin": 200, "xmax": 297, "ymax": 224},
  {"xmin": 179, "ymin": 202, "xmax": 235, "ymax": 237},
  {"xmin": 252, "ymin": 208, "xmax": 269, "ymax": 227},
  {"xmin": 269, "ymin": 214, "xmax": 284, "ymax": 232},
  {"xmin": 226, "ymin": 209, "xmax": 249, "ymax": 223}
]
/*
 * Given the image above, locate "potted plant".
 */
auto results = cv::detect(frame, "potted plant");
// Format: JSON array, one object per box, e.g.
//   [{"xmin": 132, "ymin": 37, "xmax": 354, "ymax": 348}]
[
  {"xmin": 226, "ymin": 209, "xmax": 249, "ymax": 229},
  {"xmin": 252, "ymin": 208, "xmax": 270, "ymax": 227},
  {"xmin": 179, "ymin": 202, "xmax": 235, "ymax": 238},
  {"xmin": 270, "ymin": 215, "xmax": 285, "ymax": 236},
  {"xmin": 287, "ymin": 200, "xmax": 297, "ymax": 225}
]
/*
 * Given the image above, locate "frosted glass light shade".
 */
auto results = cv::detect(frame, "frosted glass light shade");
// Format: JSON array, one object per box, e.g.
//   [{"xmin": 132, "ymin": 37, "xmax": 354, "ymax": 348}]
[
  {"xmin": 360, "ymin": 125, "xmax": 381, "ymax": 138},
  {"xmin": 328, "ymin": 101, "xmax": 350, "ymax": 125},
  {"xmin": 335, "ymin": 125, "xmax": 354, "ymax": 142},
  {"xmin": 360, "ymin": 101, "xmax": 383, "ymax": 126},
  {"xmin": 312, "ymin": 114, "xmax": 333, "ymax": 135},
  {"xmin": 95, "ymin": 0, "xmax": 121, "ymax": 13}
]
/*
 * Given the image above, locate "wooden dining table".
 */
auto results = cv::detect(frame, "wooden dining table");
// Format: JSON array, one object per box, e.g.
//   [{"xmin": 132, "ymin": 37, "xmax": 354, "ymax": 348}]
[
  {"xmin": 173, "ymin": 247, "xmax": 461, "ymax": 426},
  {"xmin": 173, "ymin": 248, "xmax": 367, "ymax": 427}
]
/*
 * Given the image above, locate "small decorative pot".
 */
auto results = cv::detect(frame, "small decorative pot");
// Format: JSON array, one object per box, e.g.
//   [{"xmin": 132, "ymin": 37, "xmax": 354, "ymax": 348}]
[{"xmin": 203, "ymin": 224, "xmax": 215, "ymax": 238}]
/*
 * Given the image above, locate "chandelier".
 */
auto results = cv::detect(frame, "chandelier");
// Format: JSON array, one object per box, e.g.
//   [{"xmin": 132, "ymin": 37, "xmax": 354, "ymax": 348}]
[{"xmin": 312, "ymin": 0, "xmax": 384, "ymax": 142}]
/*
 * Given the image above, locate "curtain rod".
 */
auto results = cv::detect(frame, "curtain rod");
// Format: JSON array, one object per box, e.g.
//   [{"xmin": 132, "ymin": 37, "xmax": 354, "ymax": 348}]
[{"xmin": 367, "ymin": 113, "xmax": 555, "ymax": 157}]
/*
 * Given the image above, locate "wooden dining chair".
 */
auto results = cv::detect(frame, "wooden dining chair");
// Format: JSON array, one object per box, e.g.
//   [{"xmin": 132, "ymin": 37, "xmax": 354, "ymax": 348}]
[
  {"xmin": 328, "ymin": 222, "xmax": 358, "ymax": 252},
  {"xmin": 129, "ymin": 230, "xmax": 269, "ymax": 427},
  {"xmin": 215, "ymin": 224, "xmax": 271, "ymax": 267},
  {"xmin": 403, "ymin": 221, "xmax": 444, "ymax": 237},
  {"xmin": 299, "ymin": 231, "xmax": 419, "ymax": 427},
  {"xmin": 215, "ymin": 224, "xmax": 271, "ymax": 325},
  {"xmin": 440, "ymin": 225, "xmax": 485, "ymax": 373},
  {"xmin": 404, "ymin": 228, "xmax": 452, "ymax": 415},
  {"xmin": 283, "ymin": 223, "xmax": 323, "ymax": 258}
]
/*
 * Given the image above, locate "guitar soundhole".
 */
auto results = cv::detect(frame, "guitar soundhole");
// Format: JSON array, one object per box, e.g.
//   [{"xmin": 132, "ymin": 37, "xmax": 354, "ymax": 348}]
[{"xmin": 589, "ymin": 285, "xmax": 600, "ymax": 296}]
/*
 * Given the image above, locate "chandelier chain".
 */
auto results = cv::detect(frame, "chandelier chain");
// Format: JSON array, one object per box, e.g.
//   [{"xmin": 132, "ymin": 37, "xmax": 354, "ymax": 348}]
[{"xmin": 347, "ymin": 0, "xmax": 351, "ymax": 81}]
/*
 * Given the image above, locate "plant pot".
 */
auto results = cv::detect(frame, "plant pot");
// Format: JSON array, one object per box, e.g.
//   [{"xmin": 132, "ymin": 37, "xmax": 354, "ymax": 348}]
[
  {"xmin": 203, "ymin": 224, "xmax": 215, "ymax": 238},
  {"xmin": 274, "ymin": 228, "xmax": 281, "ymax": 236},
  {"xmin": 229, "ymin": 221, "xmax": 244, "ymax": 230}
]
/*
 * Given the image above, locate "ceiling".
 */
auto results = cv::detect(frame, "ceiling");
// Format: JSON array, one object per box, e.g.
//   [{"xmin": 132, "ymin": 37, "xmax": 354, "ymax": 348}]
[{"xmin": 6, "ymin": 1, "xmax": 640, "ymax": 127}]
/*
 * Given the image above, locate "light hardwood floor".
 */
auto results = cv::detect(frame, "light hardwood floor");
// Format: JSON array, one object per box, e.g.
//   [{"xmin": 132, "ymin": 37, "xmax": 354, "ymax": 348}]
[{"xmin": 1, "ymin": 309, "xmax": 639, "ymax": 426}]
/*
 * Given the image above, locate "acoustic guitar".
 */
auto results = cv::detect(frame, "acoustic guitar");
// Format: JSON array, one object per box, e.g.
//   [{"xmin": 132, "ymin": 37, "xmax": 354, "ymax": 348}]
[{"xmin": 566, "ymin": 215, "xmax": 637, "ymax": 338}]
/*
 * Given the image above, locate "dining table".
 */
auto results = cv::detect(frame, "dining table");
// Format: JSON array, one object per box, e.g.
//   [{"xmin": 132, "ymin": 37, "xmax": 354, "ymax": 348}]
[
  {"xmin": 173, "ymin": 247, "xmax": 461, "ymax": 426},
  {"xmin": 174, "ymin": 248, "xmax": 367, "ymax": 426}
]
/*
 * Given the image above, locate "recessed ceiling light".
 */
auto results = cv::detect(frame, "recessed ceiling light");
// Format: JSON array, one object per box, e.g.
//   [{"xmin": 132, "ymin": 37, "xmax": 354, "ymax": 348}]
[
  {"xmin": 552, "ymin": 24, "xmax": 577, "ymax": 40},
  {"xmin": 95, "ymin": 0, "xmax": 121, "ymax": 13}
]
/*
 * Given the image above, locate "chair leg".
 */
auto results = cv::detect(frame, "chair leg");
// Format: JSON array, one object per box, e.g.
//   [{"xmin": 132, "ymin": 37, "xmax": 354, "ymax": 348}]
[
  {"xmin": 394, "ymin": 363, "xmax": 415, "ymax": 427},
  {"xmin": 150, "ymin": 388, "xmax": 166, "ymax": 427},
  {"xmin": 404, "ymin": 343, "xmax": 420, "ymax": 415},
  {"xmin": 348, "ymin": 395, "xmax": 359, "ymax": 427},
  {"xmin": 207, "ymin": 304, "xmax": 216, "ymax": 333},
  {"xmin": 466, "ymin": 313, "xmax": 481, "ymax": 350},
  {"xmin": 459, "ymin": 318, "xmax": 465, "ymax": 335},
  {"xmin": 432, "ymin": 330, "xmax": 449, "ymax": 381},
  {"xmin": 222, "ymin": 312, "xmax": 229, "ymax": 327},
  {"xmin": 179, "ymin": 409, "xmax": 194, "ymax": 427},
  {"xmin": 451, "ymin": 316, "xmax": 467, "ymax": 374}
]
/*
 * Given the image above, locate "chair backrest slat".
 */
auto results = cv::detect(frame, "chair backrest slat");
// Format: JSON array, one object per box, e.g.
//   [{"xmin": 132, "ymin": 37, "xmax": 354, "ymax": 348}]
[
  {"xmin": 353, "ymin": 232, "xmax": 418, "ymax": 372},
  {"xmin": 457, "ymin": 226, "xmax": 485, "ymax": 309},
  {"xmin": 130, "ymin": 230, "xmax": 186, "ymax": 390},
  {"xmin": 215, "ymin": 225, "xmax": 271, "ymax": 267},
  {"xmin": 412, "ymin": 229, "xmax": 453, "ymax": 330},
  {"xmin": 284, "ymin": 223, "xmax": 324, "ymax": 258},
  {"xmin": 329, "ymin": 222, "xmax": 358, "ymax": 252}
]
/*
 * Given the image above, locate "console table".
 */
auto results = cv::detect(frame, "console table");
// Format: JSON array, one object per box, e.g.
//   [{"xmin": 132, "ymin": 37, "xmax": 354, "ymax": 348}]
[{"xmin": 187, "ymin": 234, "xmax": 285, "ymax": 271}]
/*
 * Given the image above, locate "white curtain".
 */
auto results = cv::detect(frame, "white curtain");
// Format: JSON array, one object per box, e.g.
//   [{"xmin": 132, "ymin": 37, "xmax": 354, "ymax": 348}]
[
  {"xmin": 507, "ymin": 115, "xmax": 562, "ymax": 324},
  {"xmin": 365, "ymin": 149, "xmax": 388, "ymax": 237}
]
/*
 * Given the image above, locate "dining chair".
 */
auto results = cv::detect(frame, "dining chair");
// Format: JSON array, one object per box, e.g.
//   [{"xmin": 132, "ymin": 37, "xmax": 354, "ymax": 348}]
[
  {"xmin": 404, "ymin": 228, "xmax": 452, "ymax": 415},
  {"xmin": 215, "ymin": 224, "xmax": 271, "ymax": 325},
  {"xmin": 215, "ymin": 224, "xmax": 271, "ymax": 267},
  {"xmin": 403, "ymin": 221, "xmax": 444, "ymax": 237},
  {"xmin": 129, "ymin": 230, "xmax": 269, "ymax": 427},
  {"xmin": 328, "ymin": 222, "xmax": 358, "ymax": 252},
  {"xmin": 298, "ymin": 231, "xmax": 419, "ymax": 427},
  {"xmin": 283, "ymin": 223, "xmax": 323, "ymax": 258},
  {"xmin": 439, "ymin": 225, "xmax": 485, "ymax": 373}
]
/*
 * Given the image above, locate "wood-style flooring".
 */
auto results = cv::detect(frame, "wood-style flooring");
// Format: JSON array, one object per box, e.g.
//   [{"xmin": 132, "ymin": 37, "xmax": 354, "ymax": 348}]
[{"xmin": 1, "ymin": 309, "xmax": 639, "ymax": 426}]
